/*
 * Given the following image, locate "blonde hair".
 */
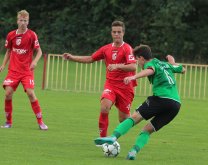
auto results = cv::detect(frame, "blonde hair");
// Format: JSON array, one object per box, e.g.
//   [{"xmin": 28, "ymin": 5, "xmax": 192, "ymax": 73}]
[{"xmin": 17, "ymin": 10, "xmax": 29, "ymax": 18}]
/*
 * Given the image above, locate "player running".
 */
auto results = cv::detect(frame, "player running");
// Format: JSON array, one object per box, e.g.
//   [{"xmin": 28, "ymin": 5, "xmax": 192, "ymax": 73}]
[
  {"xmin": 0, "ymin": 10, "xmax": 48, "ymax": 130},
  {"xmin": 63, "ymin": 20, "xmax": 137, "ymax": 137},
  {"xmin": 94, "ymin": 44, "xmax": 185, "ymax": 160}
]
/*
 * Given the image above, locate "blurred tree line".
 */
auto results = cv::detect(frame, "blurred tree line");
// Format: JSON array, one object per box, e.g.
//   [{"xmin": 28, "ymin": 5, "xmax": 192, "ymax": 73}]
[{"xmin": 0, "ymin": 0, "xmax": 207, "ymax": 63}]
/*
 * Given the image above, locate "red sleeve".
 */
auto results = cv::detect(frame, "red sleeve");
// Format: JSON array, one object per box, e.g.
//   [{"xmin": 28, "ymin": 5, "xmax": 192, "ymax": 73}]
[
  {"xmin": 91, "ymin": 46, "xmax": 105, "ymax": 61},
  {"xmin": 32, "ymin": 32, "xmax": 40, "ymax": 49},
  {"xmin": 5, "ymin": 33, "xmax": 12, "ymax": 49},
  {"xmin": 125, "ymin": 44, "xmax": 136, "ymax": 64}
]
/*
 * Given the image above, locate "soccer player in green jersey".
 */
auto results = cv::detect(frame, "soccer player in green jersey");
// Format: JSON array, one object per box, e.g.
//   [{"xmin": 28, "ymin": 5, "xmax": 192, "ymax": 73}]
[{"xmin": 94, "ymin": 44, "xmax": 186, "ymax": 160}]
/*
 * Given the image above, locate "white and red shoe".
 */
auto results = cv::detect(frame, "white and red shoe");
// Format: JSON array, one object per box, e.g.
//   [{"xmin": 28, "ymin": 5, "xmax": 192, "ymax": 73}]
[
  {"xmin": 39, "ymin": 122, "xmax": 48, "ymax": 130},
  {"xmin": 1, "ymin": 122, "xmax": 12, "ymax": 128}
]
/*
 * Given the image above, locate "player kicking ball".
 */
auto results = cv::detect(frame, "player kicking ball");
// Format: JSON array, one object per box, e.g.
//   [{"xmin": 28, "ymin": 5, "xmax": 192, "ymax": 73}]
[
  {"xmin": 94, "ymin": 45, "xmax": 185, "ymax": 160},
  {"xmin": 0, "ymin": 10, "xmax": 48, "ymax": 130}
]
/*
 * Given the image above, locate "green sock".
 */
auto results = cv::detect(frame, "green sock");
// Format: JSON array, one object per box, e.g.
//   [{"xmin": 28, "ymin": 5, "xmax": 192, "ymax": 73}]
[
  {"xmin": 133, "ymin": 131, "xmax": 150, "ymax": 152},
  {"xmin": 112, "ymin": 118, "xmax": 135, "ymax": 139}
]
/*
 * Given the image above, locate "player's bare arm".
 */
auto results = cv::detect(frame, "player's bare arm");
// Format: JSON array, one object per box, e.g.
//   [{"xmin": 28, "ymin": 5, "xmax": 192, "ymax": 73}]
[
  {"xmin": 0, "ymin": 49, "xmax": 11, "ymax": 72},
  {"xmin": 166, "ymin": 55, "xmax": 186, "ymax": 73},
  {"xmin": 62, "ymin": 53, "xmax": 94, "ymax": 63},
  {"xmin": 30, "ymin": 47, "xmax": 42, "ymax": 71},
  {"xmin": 166, "ymin": 55, "xmax": 176, "ymax": 65},
  {"xmin": 108, "ymin": 63, "xmax": 136, "ymax": 72},
  {"xmin": 124, "ymin": 68, "xmax": 154, "ymax": 85}
]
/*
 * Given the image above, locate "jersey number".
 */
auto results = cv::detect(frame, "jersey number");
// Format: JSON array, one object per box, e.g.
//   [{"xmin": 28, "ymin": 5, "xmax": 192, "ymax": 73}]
[
  {"xmin": 164, "ymin": 70, "xmax": 174, "ymax": 85},
  {"xmin": 29, "ymin": 79, "xmax": 34, "ymax": 85}
]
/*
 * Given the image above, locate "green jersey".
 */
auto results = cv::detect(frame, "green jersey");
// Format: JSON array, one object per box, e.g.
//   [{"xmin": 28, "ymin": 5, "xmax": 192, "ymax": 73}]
[{"xmin": 144, "ymin": 58, "xmax": 183, "ymax": 103}]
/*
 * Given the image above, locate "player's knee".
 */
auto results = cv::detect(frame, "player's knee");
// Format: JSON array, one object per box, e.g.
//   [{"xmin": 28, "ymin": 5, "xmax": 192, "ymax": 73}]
[
  {"xmin": 142, "ymin": 123, "xmax": 155, "ymax": 134},
  {"xmin": 100, "ymin": 99, "xmax": 113, "ymax": 113},
  {"xmin": 26, "ymin": 90, "xmax": 36, "ymax": 100},
  {"xmin": 119, "ymin": 118, "xmax": 124, "ymax": 123},
  {"xmin": 5, "ymin": 91, "xmax": 13, "ymax": 99},
  {"xmin": 119, "ymin": 116, "xmax": 128, "ymax": 122},
  {"xmin": 5, "ymin": 89, "xmax": 14, "ymax": 99},
  {"xmin": 100, "ymin": 105, "xmax": 111, "ymax": 113},
  {"xmin": 131, "ymin": 112, "xmax": 143, "ymax": 124}
]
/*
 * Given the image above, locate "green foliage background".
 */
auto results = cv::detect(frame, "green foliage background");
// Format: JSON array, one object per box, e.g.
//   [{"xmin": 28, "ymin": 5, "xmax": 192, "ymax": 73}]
[{"xmin": 0, "ymin": 0, "xmax": 208, "ymax": 63}]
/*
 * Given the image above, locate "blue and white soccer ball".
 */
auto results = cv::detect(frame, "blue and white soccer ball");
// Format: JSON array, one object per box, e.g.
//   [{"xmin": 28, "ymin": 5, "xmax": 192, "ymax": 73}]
[{"xmin": 102, "ymin": 141, "xmax": 120, "ymax": 157}]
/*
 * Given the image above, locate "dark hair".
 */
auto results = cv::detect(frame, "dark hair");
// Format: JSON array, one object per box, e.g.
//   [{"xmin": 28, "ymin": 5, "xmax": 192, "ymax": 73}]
[
  {"xmin": 112, "ymin": 20, "xmax": 125, "ymax": 32},
  {"xmin": 133, "ymin": 45, "xmax": 152, "ymax": 60}
]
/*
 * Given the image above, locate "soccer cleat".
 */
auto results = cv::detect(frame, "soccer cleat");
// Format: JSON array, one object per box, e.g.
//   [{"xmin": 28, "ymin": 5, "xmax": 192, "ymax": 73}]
[
  {"xmin": 39, "ymin": 122, "xmax": 48, "ymax": 130},
  {"xmin": 1, "ymin": 123, "xmax": 12, "ymax": 128},
  {"xmin": 94, "ymin": 136, "xmax": 116, "ymax": 145},
  {"xmin": 126, "ymin": 149, "xmax": 137, "ymax": 160}
]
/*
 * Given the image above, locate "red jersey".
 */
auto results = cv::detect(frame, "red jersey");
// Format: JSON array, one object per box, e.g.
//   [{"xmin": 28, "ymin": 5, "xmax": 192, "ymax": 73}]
[
  {"xmin": 5, "ymin": 29, "xmax": 40, "ymax": 74},
  {"xmin": 92, "ymin": 42, "xmax": 137, "ymax": 87}
]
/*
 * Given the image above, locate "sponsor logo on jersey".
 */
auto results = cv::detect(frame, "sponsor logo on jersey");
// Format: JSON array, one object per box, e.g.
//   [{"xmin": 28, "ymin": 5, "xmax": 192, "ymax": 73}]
[
  {"xmin": 112, "ymin": 52, "xmax": 117, "ymax": 60},
  {"xmin": 3, "ymin": 79, "xmax": 14, "ymax": 85},
  {"xmin": 5, "ymin": 112, "xmax": 10, "ymax": 118},
  {"xmin": 16, "ymin": 38, "xmax": 21, "ymax": 46},
  {"xmin": 35, "ymin": 40, "xmax": 39, "ymax": 47},
  {"xmin": 126, "ymin": 104, "xmax": 131, "ymax": 110},
  {"xmin": 103, "ymin": 89, "xmax": 112, "ymax": 94},
  {"xmin": 12, "ymin": 48, "xmax": 27, "ymax": 54},
  {"xmin": 128, "ymin": 54, "xmax": 135, "ymax": 61},
  {"xmin": 36, "ymin": 112, "xmax": 42, "ymax": 119},
  {"xmin": 112, "ymin": 50, "xmax": 118, "ymax": 60},
  {"xmin": 146, "ymin": 99, "xmax": 150, "ymax": 106},
  {"xmin": 173, "ymin": 65, "xmax": 180, "ymax": 68},
  {"xmin": 5, "ymin": 40, "xmax": 8, "ymax": 47}
]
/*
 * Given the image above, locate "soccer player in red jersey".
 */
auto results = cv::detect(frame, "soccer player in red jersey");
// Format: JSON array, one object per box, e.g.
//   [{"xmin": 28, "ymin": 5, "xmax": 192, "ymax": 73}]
[
  {"xmin": 0, "ymin": 10, "xmax": 48, "ymax": 130},
  {"xmin": 63, "ymin": 21, "xmax": 137, "ymax": 137}
]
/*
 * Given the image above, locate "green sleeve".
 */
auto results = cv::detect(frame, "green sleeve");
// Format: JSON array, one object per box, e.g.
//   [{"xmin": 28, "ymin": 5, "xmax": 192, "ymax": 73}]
[
  {"xmin": 169, "ymin": 64, "xmax": 183, "ymax": 73},
  {"xmin": 144, "ymin": 61, "xmax": 155, "ymax": 71}
]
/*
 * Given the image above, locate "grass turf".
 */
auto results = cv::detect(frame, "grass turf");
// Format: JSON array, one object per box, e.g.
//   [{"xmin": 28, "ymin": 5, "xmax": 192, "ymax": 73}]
[{"xmin": 0, "ymin": 90, "xmax": 207, "ymax": 165}]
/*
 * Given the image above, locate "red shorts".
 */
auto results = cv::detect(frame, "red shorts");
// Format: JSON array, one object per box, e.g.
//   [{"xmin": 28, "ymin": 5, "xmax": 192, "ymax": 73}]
[
  {"xmin": 101, "ymin": 81, "xmax": 134, "ymax": 114},
  {"xmin": 3, "ymin": 71, "xmax": 35, "ymax": 91}
]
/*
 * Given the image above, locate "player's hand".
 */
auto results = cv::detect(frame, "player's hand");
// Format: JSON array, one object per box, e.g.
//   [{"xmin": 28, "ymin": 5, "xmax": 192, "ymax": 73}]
[
  {"xmin": 63, "ymin": 53, "xmax": 73, "ymax": 60},
  {"xmin": 124, "ymin": 76, "xmax": 135, "ymax": 85},
  {"xmin": 108, "ymin": 64, "xmax": 124, "ymax": 71},
  {"xmin": 30, "ymin": 61, "xmax": 37, "ymax": 71},
  {"xmin": 107, "ymin": 64, "xmax": 117, "ymax": 71},
  {"xmin": 0, "ymin": 65, "xmax": 5, "ymax": 72},
  {"xmin": 166, "ymin": 55, "xmax": 175, "ymax": 64}
]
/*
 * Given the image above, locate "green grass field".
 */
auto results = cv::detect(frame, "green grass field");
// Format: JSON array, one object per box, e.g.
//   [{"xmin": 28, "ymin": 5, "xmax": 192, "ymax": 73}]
[{"xmin": 0, "ymin": 57, "xmax": 207, "ymax": 165}]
